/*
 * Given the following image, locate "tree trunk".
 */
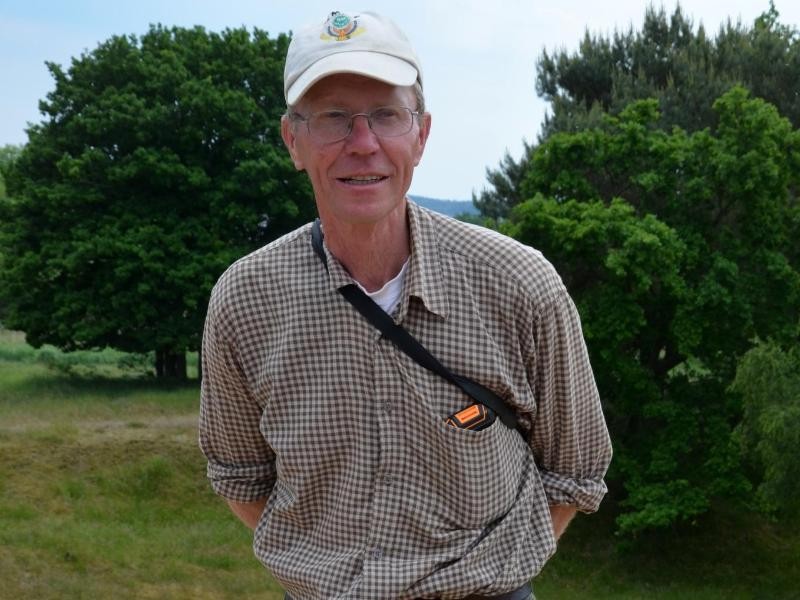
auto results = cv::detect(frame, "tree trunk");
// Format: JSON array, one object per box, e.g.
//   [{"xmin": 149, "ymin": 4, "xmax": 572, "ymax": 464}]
[{"xmin": 155, "ymin": 348, "xmax": 187, "ymax": 380}]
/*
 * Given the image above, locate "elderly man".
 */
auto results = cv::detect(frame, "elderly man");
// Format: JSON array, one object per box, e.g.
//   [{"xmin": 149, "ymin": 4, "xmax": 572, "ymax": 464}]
[{"xmin": 199, "ymin": 10, "xmax": 612, "ymax": 600}]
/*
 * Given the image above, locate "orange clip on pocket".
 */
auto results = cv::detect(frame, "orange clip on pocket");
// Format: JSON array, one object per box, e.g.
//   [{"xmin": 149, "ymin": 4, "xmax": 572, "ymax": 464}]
[{"xmin": 445, "ymin": 403, "xmax": 495, "ymax": 431}]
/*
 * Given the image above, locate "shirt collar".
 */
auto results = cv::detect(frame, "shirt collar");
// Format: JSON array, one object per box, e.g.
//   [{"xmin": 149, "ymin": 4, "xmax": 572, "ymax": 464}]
[{"xmin": 403, "ymin": 200, "xmax": 449, "ymax": 320}]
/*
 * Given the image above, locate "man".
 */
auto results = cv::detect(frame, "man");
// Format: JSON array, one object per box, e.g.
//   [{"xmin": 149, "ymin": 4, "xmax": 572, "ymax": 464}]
[{"xmin": 199, "ymin": 10, "xmax": 612, "ymax": 600}]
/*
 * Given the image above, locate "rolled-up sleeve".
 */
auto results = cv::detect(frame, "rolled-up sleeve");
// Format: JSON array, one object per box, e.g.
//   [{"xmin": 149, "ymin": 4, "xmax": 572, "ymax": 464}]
[
  {"xmin": 198, "ymin": 277, "xmax": 276, "ymax": 502},
  {"xmin": 528, "ymin": 287, "xmax": 612, "ymax": 513}
]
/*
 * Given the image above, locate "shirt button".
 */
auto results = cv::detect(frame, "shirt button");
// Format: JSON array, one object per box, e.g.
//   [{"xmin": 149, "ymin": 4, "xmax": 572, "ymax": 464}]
[
  {"xmin": 369, "ymin": 547, "xmax": 383, "ymax": 560},
  {"xmin": 383, "ymin": 475, "xmax": 395, "ymax": 486}
]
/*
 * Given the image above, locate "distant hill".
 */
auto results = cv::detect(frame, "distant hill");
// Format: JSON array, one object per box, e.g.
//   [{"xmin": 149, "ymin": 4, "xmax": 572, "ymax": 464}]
[{"xmin": 409, "ymin": 195, "xmax": 478, "ymax": 218}]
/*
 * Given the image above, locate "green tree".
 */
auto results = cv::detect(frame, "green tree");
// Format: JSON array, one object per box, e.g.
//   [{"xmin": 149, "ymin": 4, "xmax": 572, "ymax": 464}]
[
  {"xmin": 0, "ymin": 144, "xmax": 22, "ymax": 199},
  {"xmin": 472, "ymin": 143, "xmax": 534, "ymax": 221},
  {"xmin": 503, "ymin": 197, "xmax": 739, "ymax": 533},
  {"xmin": 538, "ymin": 2, "xmax": 800, "ymax": 137},
  {"xmin": 477, "ymin": 3, "xmax": 800, "ymax": 220},
  {"xmin": 731, "ymin": 342, "xmax": 800, "ymax": 517},
  {"xmin": 0, "ymin": 25, "xmax": 313, "ymax": 378},
  {"xmin": 505, "ymin": 89, "xmax": 800, "ymax": 533},
  {"xmin": 524, "ymin": 89, "xmax": 800, "ymax": 355},
  {"xmin": 0, "ymin": 144, "xmax": 23, "ymax": 322}
]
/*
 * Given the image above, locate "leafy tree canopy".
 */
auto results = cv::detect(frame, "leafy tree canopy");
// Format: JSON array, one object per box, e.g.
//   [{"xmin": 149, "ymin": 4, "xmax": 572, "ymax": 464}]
[
  {"xmin": 0, "ymin": 25, "xmax": 314, "ymax": 377},
  {"xmin": 504, "ymin": 87, "xmax": 800, "ymax": 533},
  {"xmin": 731, "ymin": 341, "xmax": 800, "ymax": 517}
]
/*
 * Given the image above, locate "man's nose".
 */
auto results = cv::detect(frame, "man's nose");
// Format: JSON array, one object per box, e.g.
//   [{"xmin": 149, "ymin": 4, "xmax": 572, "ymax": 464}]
[{"xmin": 345, "ymin": 114, "xmax": 380, "ymax": 150}]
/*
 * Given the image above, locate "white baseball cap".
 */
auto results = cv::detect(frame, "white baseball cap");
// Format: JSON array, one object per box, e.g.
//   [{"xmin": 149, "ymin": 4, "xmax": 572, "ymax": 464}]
[{"xmin": 284, "ymin": 11, "xmax": 423, "ymax": 106}]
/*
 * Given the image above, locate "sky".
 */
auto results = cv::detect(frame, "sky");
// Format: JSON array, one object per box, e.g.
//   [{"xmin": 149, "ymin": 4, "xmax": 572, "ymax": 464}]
[{"xmin": 1, "ymin": 0, "xmax": 799, "ymax": 200}]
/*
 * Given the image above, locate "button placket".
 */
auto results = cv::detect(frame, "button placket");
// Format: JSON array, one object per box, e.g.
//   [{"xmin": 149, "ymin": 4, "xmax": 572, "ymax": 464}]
[{"xmin": 364, "ymin": 336, "xmax": 404, "ymax": 564}]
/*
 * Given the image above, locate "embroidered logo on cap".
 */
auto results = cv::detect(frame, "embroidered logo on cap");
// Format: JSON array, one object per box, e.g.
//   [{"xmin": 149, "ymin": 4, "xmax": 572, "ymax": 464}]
[{"xmin": 320, "ymin": 11, "xmax": 365, "ymax": 41}]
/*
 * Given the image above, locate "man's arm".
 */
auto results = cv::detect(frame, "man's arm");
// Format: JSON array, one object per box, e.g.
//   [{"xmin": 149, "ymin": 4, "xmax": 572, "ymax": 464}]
[
  {"xmin": 527, "ymin": 285, "xmax": 613, "ymax": 516},
  {"xmin": 227, "ymin": 497, "xmax": 268, "ymax": 530},
  {"xmin": 199, "ymin": 279, "xmax": 277, "ymax": 517},
  {"xmin": 549, "ymin": 504, "xmax": 577, "ymax": 540}
]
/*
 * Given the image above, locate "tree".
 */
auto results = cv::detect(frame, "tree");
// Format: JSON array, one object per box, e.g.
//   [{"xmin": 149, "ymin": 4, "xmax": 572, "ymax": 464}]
[
  {"xmin": 504, "ymin": 89, "xmax": 800, "ymax": 533},
  {"xmin": 503, "ymin": 197, "xmax": 737, "ymax": 533},
  {"xmin": 478, "ymin": 3, "xmax": 800, "ymax": 220},
  {"xmin": 472, "ymin": 143, "xmax": 534, "ymax": 221},
  {"xmin": 0, "ymin": 144, "xmax": 23, "ymax": 323},
  {"xmin": 0, "ymin": 25, "xmax": 314, "ymax": 378},
  {"xmin": 524, "ymin": 89, "xmax": 800, "ymax": 355},
  {"xmin": 731, "ymin": 342, "xmax": 800, "ymax": 517},
  {"xmin": 537, "ymin": 2, "xmax": 800, "ymax": 137},
  {"xmin": 0, "ymin": 144, "xmax": 22, "ymax": 199}
]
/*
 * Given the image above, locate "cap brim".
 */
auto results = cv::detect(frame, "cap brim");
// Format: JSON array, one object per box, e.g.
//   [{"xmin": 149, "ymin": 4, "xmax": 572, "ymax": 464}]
[{"xmin": 286, "ymin": 51, "xmax": 418, "ymax": 106}]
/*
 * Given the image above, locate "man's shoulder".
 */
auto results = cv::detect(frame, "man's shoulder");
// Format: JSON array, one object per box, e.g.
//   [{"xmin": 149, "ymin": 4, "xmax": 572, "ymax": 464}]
[
  {"xmin": 210, "ymin": 223, "xmax": 313, "ymax": 306},
  {"xmin": 417, "ymin": 206, "xmax": 564, "ymax": 301}
]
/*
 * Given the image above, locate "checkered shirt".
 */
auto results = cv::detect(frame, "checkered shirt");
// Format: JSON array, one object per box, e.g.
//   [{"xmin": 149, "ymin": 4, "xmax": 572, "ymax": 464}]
[{"xmin": 199, "ymin": 200, "xmax": 612, "ymax": 599}]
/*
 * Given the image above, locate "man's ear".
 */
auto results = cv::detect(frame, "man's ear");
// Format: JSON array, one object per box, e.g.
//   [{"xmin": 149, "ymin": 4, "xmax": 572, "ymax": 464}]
[
  {"xmin": 281, "ymin": 115, "xmax": 304, "ymax": 171},
  {"xmin": 413, "ymin": 112, "xmax": 432, "ymax": 167}
]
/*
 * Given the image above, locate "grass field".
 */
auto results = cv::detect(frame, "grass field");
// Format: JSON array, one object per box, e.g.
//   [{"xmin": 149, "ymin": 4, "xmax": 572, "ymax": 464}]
[{"xmin": 1, "ymin": 328, "xmax": 798, "ymax": 599}]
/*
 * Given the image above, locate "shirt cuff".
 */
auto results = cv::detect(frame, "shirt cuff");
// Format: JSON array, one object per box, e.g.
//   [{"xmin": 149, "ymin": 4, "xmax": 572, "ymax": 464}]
[
  {"xmin": 206, "ymin": 460, "xmax": 275, "ymax": 503},
  {"xmin": 539, "ymin": 468, "xmax": 608, "ymax": 513}
]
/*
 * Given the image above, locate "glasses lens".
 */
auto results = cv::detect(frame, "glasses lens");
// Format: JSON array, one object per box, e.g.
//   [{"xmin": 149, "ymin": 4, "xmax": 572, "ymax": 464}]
[
  {"xmin": 370, "ymin": 107, "xmax": 413, "ymax": 137},
  {"xmin": 309, "ymin": 110, "xmax": 351, "ymax": 143}
]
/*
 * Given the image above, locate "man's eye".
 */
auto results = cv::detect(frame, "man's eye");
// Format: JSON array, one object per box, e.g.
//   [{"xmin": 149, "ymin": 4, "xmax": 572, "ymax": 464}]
[
  {"xmin": 316, "ymin": 110, "xmax": 349, "ymax": 123},
  {"xmin": 372, "ymin": 107, "xmax": 401, "ymax": 121}
]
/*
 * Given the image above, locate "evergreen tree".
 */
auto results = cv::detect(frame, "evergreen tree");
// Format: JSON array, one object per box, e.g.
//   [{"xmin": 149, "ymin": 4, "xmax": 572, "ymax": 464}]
[
  {"xmin": 0, "ymin": 144, "xmax": 22, "ymax": 199},
  {"xmin": 478, "ymin": 3, "xmax": 800, "ymax": 220}
]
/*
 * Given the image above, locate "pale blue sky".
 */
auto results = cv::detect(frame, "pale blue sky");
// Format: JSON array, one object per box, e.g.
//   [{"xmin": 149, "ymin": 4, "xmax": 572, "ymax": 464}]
[{"xmin": 1, "ymin": 0, "xmax": 798, "ymax": 199}]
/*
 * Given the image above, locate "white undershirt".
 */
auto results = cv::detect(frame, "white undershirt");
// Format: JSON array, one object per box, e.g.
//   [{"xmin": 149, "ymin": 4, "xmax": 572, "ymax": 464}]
[{"xmin": 355, "ymin": 258, "xmax": 410, "ymax": 315}]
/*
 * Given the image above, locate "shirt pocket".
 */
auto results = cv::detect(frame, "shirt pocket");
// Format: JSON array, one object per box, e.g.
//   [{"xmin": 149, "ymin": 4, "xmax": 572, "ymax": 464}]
[
  {"xmin": 397, "ymin": 363, "xmax": 530, "ymax": 532},
  {"xmin": 438, "ymin": 416, "xmax": 526, "ymax": 529}
]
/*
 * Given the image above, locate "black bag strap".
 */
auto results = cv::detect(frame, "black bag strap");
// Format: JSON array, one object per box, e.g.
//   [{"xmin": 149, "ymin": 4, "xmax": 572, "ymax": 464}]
[{"xmin": 311, "ymin": 219, "xmax": 523, "ymax": 435}]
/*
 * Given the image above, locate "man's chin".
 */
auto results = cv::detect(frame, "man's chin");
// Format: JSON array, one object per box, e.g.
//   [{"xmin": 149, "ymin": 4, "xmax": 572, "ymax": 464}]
[{"xmin": 323, "ymin": 196, "xmax": 408, "ymax": 227}]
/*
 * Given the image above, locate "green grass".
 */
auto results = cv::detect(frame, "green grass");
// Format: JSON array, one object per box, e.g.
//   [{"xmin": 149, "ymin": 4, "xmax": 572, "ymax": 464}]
[
  {"xmin": 0, "ymin": 331, "xmax": 278, "ymax": 600},
  {"xmin": 536, "ymin": 498, "xmax": 800, "ymax": 599},
  {"xmin": 0, "ymin": 328, "xmax": 198, "ymax": 379},
  {"xmin": 1, "ymin": 329, "xmax": 798, "ymax": 599}
]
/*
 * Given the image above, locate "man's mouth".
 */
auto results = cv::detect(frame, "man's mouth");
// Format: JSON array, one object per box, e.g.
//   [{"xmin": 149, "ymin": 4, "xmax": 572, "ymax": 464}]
[{"xmin": 338, "ymin": 175, "xmax": 388, "ymax": 185}]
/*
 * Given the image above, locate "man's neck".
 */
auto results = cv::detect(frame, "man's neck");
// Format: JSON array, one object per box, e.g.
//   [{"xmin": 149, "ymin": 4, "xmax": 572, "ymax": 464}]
[{"xmin": 320, "ymin": 203, "xmax": 410, "ymax": 293}]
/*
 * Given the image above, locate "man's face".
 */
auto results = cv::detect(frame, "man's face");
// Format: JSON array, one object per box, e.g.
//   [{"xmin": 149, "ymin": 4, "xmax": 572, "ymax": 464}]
[{"xmin": 281, "ymin": 73, "xmax": 431, "ymax": 226}]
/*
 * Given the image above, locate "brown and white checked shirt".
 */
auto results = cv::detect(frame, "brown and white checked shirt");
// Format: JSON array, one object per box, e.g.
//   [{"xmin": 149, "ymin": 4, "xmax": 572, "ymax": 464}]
[{"xmin": 199, "ymin": 200, "xmax": 612, "ymax": 599}]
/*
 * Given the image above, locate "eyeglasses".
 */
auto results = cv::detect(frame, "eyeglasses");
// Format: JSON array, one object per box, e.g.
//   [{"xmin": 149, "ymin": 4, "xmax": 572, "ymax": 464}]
[{"xmin": 290, "ymin": 106, "xmax": 420, "ymax": 144}]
